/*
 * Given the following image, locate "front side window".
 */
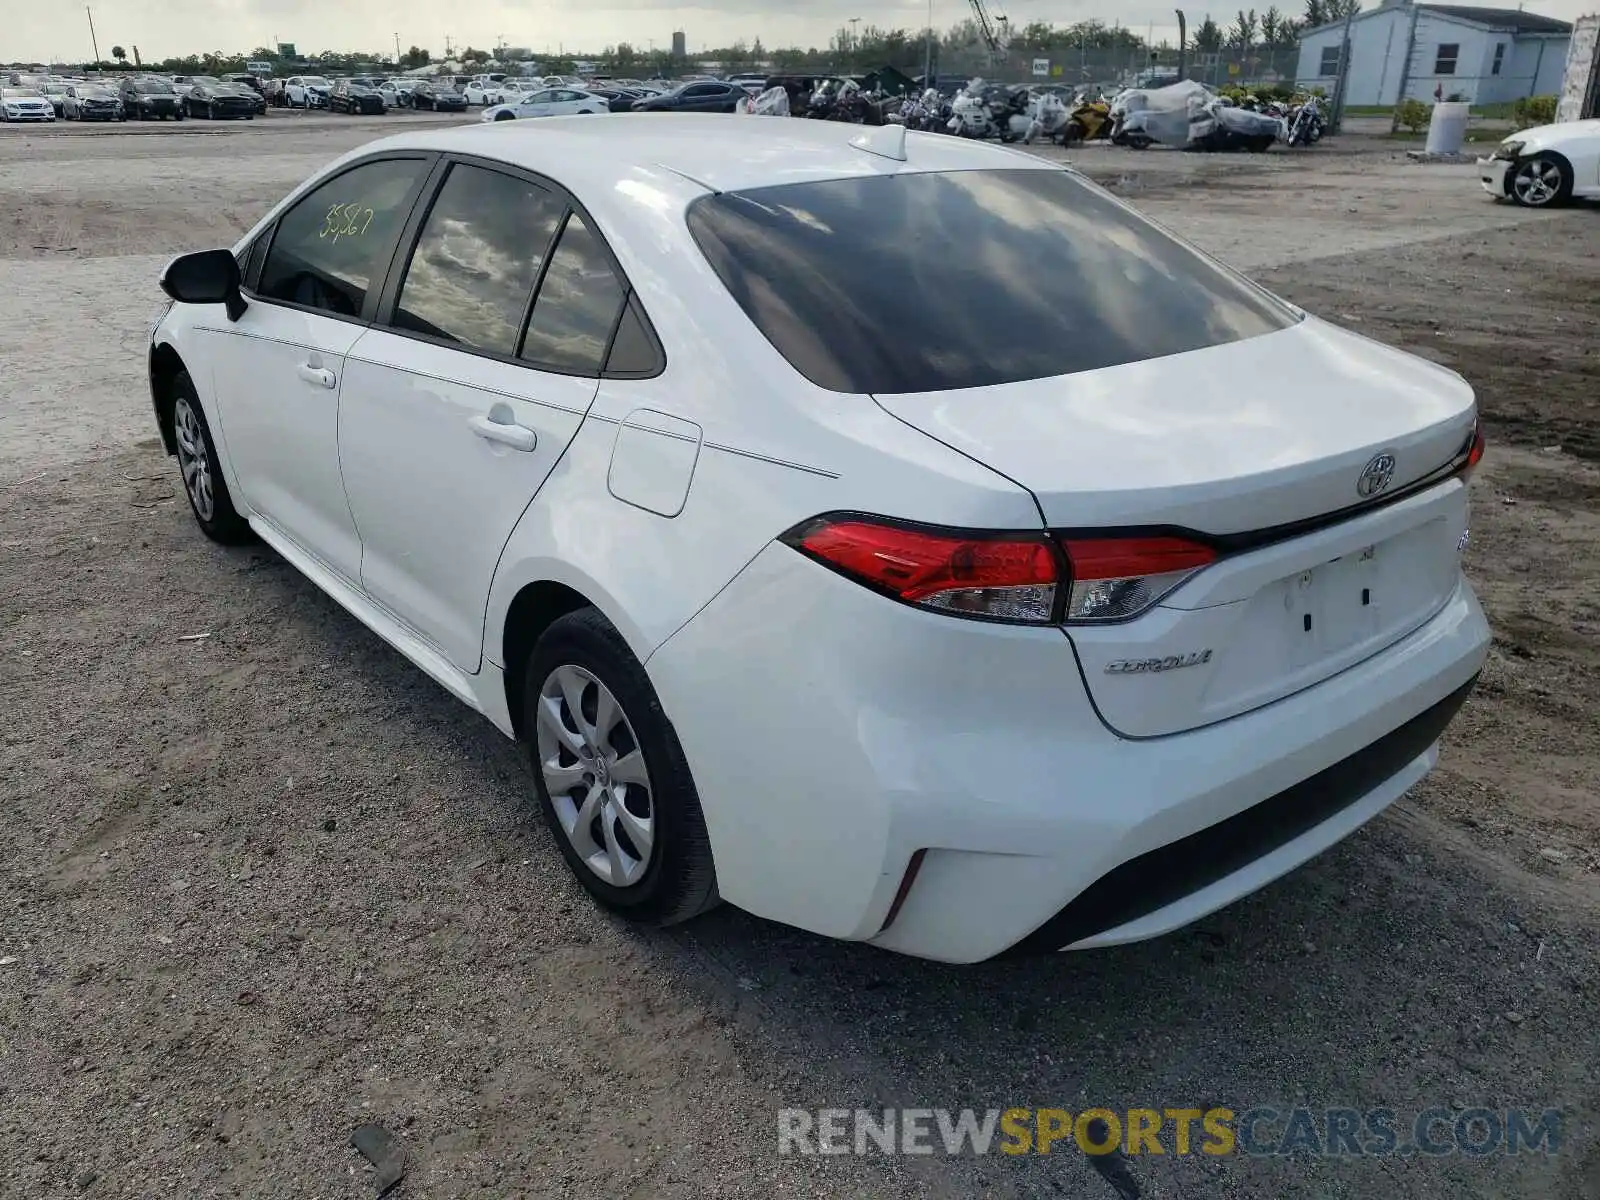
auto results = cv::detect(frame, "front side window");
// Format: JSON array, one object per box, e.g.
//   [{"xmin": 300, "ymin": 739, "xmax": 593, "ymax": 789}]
[
  {"xmin": 392, "ymin": 163, "xmax": 565, "ymax": 354},
  {"xmin": 687, "ymin": 168, "xmax": 1300, "ymax": 395},
  {"xmin": 519, "ymin": 213, "xmax": 627, "ymax": 375},
  {"xmin": 257, "ymin": 158, "xmax": 427, "ymax": 318}
]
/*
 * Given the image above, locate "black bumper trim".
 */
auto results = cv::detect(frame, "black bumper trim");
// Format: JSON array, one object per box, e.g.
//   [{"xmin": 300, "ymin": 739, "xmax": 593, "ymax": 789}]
[{"xmin": 1004, "ymin": 674, "xmax": 1479, "ymax": 957}]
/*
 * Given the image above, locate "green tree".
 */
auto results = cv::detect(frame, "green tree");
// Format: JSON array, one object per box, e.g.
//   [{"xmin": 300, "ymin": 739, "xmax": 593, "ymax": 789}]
[
  {"xmin": 460, "ymin": 46, "xmax": 491, "ymax": 65},
  {"xmin": 1327, "ymin": 0, "xmax": 1361, "ymax": 18},
  {"xmin": 399, "ymin": 45, "xmax": 430, "ymax": 69},
  {"xmin": 1305, "ymin": 0, "xmax": 1327, "ymax": 26},
  {"xmin": 1193, "ymin": 16, "xmax": 1224, "ymax": 52},
  {"xmin": 1230, "ymin": 9, "xmax": 1259, "ymax": 49}
]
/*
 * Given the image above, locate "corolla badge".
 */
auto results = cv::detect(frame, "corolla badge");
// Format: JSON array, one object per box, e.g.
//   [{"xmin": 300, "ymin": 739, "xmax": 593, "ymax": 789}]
[
  {"xmin": 1357, "ymin": 451, "xmax": 1397, "ymax": 498},
  {"xmin": 1105, "ymin": 650, "xmax": 1213, "ymax": 675}
]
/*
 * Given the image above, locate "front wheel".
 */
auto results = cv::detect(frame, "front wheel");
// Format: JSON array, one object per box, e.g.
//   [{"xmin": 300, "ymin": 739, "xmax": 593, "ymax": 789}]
[
  {"xmin": 1508, "ymin": 153, "xmax": 1572, "ymax": 208},
  {"xmin": 169, "ymin": 372, "xmax": 251, "ymax": 544},
  {"xmin": 524, "ymin": 609, "xmax": 719, "ymax": 926},
  {"xmin": 494, "ymin": 111, "xmax": 514, "ymax": 121}
]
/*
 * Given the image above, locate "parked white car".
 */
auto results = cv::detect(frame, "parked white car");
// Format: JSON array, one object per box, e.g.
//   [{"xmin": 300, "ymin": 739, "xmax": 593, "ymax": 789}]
[
  {"xmin": 463, "ymin": 80, "xmax": 511, "ymax": 106},
  {"xmin": 147, "ymin": 117, "xmax": 1489, "ymax": 963},
  {"xmin": 377, "ymin": 80, "xmax": 416, "ymax": 108},
  {"xmin": 0, "ymin": 87, "xmax": 57, "ymax": 121},
  {"xmin": 282, "ymin": 76, "xmax": 332, "ymax": 108},
  {"xmin": 1479, "ymin": 118, "xmax": 1600, "ymax": 207},
  {"xmin": 482, "ymin": 88, "xmax": 610, "ymax": 121}
]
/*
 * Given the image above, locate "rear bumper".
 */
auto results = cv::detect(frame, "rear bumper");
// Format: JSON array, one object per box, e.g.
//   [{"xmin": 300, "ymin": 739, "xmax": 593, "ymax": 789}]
[{"xmin": 648, "ymin": 543, "xmax": 1490, "ymax": 963}]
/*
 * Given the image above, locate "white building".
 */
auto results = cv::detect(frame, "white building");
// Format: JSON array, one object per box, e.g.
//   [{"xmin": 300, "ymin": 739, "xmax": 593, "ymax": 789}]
[{"xmin": 1297, "ymin": 1, "xmax": 1572, "ymax": 107}]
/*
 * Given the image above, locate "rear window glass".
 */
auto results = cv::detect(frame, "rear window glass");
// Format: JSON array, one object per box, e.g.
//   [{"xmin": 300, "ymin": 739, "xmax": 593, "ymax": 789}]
[{"xmin": 686, "ymin": 168, "xmax": 1299, "ymax": 395}]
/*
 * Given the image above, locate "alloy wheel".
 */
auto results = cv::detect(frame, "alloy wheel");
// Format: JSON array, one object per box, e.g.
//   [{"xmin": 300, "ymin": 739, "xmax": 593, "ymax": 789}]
[
  {"xmin": 535, "ymin": 665, "xmax": 655, "ymax": 887},
  {"xmin": 173, "ymin": 396, "xmax": 214, "ymax": 521},
  {"xmin": 1512, "ymin": 159, "xmax": 1562, "ymax": 207}
]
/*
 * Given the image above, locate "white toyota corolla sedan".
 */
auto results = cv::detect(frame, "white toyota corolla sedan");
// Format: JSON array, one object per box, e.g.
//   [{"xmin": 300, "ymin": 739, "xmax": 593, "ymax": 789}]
[{"xmin": 148, "ymin": 116, "xmax": 1489, "ymax": 963}]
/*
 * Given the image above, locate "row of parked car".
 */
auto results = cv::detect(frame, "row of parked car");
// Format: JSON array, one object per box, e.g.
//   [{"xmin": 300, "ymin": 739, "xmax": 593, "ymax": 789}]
[
  {"xmin": 1, "ymin": 73, "xmax": 270, "ymax": 121},
  {"xmin": 2, "ymin": 68, "xmax": 775, "ymax": 127}
]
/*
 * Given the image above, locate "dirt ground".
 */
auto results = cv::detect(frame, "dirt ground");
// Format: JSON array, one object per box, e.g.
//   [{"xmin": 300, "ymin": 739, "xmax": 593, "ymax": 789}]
[{"xmin": 1, "ymin": 115, "xmax": 1597, "ymax": 1200}]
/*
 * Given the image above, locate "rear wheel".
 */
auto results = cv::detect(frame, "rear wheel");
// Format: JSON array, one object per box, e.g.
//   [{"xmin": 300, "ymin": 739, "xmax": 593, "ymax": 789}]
[
  {"xmin": 1508, "ymin": 153, "xmax": 1572, "ymax": 208},
  {"xmin": 524, "ymin": 609, "xmax": 719, "ymax": 926}
]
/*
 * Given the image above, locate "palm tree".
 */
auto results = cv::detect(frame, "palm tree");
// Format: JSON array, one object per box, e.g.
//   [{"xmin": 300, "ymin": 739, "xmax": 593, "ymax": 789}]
[{"xmin": 111, "ymin": 45, "xmax": 126, "ymax": 65}]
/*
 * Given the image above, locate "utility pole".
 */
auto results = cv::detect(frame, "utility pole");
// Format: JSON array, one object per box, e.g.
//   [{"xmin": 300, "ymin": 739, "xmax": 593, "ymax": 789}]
[
  {"xmin": 85, "ymin": 6, "xmax": 101, "ymax": 64},
  {"xmin": 923, "ymin": 0, "xmax": 934, "ymax": 83},
  {"xmin": 1388, "ymin": 0, "xmax": 1421, "ymax": 131},
  {"xmin": 394, "ymin": 33, "xmax": 400, "ymax": 62}
]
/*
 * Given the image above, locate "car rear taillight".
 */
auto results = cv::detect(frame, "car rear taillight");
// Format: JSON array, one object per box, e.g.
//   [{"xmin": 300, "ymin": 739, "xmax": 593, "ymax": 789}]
[
  {"xmin": 1457, "ymin": 418, "xmax": 1485, "ymax": 482},
  {"xmin": 1058, "ymin": 536, "xmax": 1216, "ymax": 622},
  {"xmin": 781, "ymin": 516, "xmax": 1059, "ymax": 624}
]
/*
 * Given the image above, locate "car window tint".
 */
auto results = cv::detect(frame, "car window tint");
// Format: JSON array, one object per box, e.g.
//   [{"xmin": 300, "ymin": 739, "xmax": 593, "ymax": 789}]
[
  {"xmin": 603, "ymin": 296, "xmax": 663, "ymax": 376},
  {"xmin": 257, "ymin": 158, "xmax": 427, "ymax": 319},
  {"xmin": 519, "ymin": 214, "xmax": 626, "ymax": 375},
  {"xmin": 393, "ymin": 163, "xmax": 564, "ymax": 355},
  {"xmin": 686, "ymin": 168, "xmax": 1300, "ymax": 394}
]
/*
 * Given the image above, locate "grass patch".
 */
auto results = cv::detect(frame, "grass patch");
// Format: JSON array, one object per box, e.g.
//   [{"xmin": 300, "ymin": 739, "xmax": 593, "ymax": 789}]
[{"xmin": 1344, "ymin": 101, "xmax": 1520, "ymax": 119}]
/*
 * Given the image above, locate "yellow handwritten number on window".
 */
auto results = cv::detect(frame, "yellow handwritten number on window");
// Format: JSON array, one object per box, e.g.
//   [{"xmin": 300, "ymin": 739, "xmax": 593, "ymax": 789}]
[{"xmin": 319, "ymin": 202, "xmax": 376, "ymax": 244}]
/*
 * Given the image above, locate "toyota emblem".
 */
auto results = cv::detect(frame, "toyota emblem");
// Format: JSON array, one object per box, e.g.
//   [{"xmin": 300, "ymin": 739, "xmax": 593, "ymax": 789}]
[{"xmin": 1357, "ymin": 452, "xmax": 1397, "ymax": 498}]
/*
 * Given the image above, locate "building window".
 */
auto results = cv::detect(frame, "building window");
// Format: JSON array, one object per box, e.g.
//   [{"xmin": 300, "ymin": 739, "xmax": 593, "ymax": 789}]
[
  {"xmin": 1319, "ymin": 44, "xmax": 1342, "ymax": 75},
  {"xmin": 1492, "ymin": 43, "xmax": 1506, "ymax": 76},
  {"xmin": 1434, "ymin": 43, "xmax": 1459, "ymax": 75}
]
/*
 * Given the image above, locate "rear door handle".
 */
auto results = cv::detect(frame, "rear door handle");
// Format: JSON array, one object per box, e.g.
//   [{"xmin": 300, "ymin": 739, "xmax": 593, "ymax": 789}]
[
  {"xmin": 297, "ymin": 363, "xmax": 337, "ymax": 389},
  {"xmin": 469, "ymin": 412, "xmax": 537, "ymax": 452}
]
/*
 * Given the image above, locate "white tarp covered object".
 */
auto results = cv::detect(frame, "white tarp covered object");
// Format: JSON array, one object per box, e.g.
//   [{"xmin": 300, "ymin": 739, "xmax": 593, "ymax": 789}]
[
  {"xmin": 1116, "ymin": 79, "xmax": 1284, "ymax": 147},
  {"xmin": 741, "ymin": 85, "xmax": 791, "ymax": 116}
]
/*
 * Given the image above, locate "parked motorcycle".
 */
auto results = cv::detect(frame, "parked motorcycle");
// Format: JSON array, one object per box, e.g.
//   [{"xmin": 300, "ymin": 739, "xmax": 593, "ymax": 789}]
[
  {"xmin": 1286, "ymin": 95, "xmax": 1326, "ymax": 146},
  {"xmin": 1060, "ymin": 97, "xmax": 1114, "ymax": 145},
  {"xmin": 946, "ymin": 80, "xmax": 1031, "ymax": 142},
  {"xmin": 1024, "ymin": 93, "xmax": 1072, "ymax": 144}
]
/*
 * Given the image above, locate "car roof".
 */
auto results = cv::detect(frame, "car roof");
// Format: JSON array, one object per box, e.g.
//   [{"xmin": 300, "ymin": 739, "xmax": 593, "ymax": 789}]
[{"xmin": 356, "ymin": 112, "xmax": 1058, "ymax": 195}]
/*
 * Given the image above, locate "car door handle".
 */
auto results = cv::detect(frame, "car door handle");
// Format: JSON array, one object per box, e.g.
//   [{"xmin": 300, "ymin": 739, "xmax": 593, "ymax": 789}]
[
  {"xmin": 297, "ymin": 363, "xmax": 337, "ymax": 389},
  {"xmin": 469, "ymin": 413, "xmax": 537, "ymax": 452}
]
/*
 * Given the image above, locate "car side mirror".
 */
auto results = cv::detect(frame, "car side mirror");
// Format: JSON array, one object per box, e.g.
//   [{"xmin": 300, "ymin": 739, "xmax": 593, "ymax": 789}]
[{"xmin": 160, "ymin": 248, "xmax": 247, "ymax": 321}]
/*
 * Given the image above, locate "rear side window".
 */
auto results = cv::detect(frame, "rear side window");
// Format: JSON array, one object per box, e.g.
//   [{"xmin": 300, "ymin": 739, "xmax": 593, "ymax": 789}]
[
  {"xmin": 392, "ymin": 162, "xmax": 564, "ymax": 354},
  {"xmin": 518, "ymin": 214, "xmax": 626, "ymax": 376},
  {"xmin": 686, "ymin": 168, "xmax": 1300, "ymax": 394},
  {"xmin": 257, "ymin": 158, "xmax": 427, "ymax": 319}
]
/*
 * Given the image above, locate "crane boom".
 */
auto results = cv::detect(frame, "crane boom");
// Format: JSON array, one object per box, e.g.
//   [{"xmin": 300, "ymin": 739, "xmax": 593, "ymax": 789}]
[{"xmin": 967, "ymin": 0, "xmax": 1005, "ymax": 64}]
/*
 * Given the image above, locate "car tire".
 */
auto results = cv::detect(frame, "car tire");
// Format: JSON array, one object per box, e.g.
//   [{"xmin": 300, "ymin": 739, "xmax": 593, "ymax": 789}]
[
  {"xmin": 494, "ymin": 111, "xmax": 514, "ymax": 121},
  {"xmin": 168, "ymin": 371, "xmax": 251, "ymax": 545},
  {"xmin": 1507, "ymin": 152, "xmax": 1572, "ymax": 208},
  {"xmin": 523, "ymin": 608, "xmax": 720, "ymax": 927}
]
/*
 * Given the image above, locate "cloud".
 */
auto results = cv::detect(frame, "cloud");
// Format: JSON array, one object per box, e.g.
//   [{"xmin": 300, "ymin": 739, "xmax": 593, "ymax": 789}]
[{"xmin": 13, "ymin": 0, "xmax": 1588, "ymax": 64}]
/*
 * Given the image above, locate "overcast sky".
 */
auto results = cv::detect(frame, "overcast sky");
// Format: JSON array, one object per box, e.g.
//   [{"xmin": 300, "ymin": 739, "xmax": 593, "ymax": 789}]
[{"xmin": 11, "ymin": 0, "xmax": 1591, "ymax": 65}]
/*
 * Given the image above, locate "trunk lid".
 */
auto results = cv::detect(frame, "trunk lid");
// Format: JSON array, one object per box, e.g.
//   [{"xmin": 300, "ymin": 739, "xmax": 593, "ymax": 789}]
[{"xmin": 872, "ymin": 318, "xmax": 1477, "ymax": 738}]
